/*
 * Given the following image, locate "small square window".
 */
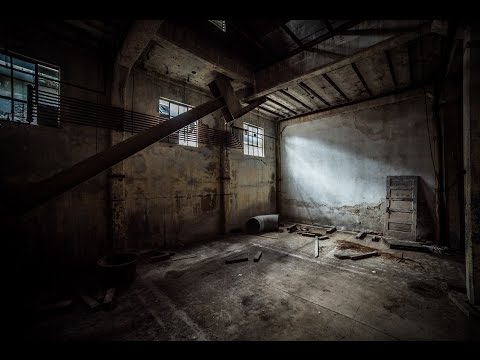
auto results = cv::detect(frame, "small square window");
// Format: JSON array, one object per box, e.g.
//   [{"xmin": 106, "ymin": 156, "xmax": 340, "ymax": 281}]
[
  {"xmin": 159, "ymin": 97, "xmax": 197, "ymax": 148},
  {"xmin": 243, "ymin": 122, "xmax": 264, "ymax": 157}
]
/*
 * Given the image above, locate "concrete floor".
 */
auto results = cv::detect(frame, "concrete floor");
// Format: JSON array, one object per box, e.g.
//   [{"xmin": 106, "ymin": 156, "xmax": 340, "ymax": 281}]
[{"xmin": 23, "ymin": 227, "xmax": 480, "ymax": 341}]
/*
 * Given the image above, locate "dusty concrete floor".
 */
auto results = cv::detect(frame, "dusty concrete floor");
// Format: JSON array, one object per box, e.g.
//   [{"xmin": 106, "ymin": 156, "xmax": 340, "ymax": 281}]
[{"xmin": 22, "ymin": 227, "xmax": 480, "ymax": 341}]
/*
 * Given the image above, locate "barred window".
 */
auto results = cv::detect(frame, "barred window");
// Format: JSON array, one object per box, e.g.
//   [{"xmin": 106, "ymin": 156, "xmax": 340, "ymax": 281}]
[
  {"xmin": 0, "ymin": 50, "xmax": 60, "ymax": 126},
  {"xmin": 243, "ymin": 122, "xmax": 264, "ymax": 157},
  {"xmin": 159, "ymin": 97, "xmax": 197, "ymax": 147}
]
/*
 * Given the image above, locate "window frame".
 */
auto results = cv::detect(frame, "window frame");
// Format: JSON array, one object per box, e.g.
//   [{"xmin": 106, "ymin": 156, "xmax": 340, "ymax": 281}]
[
  {"xmin": 159, "ymin": 97, "xmax": 198, "ymax": 148},
  {"xmin": 0, "ymin": 50, "xmax": 60, "ymax": 126},
  {"xmin": 243, "ymin": 122, "xmax": 264, "ymax": 158}
]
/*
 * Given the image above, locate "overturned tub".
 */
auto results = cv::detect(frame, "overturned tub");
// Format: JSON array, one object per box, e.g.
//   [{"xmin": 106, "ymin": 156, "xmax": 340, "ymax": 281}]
[{"xmin": 246, "ymin": 214, "xmax": 279, "ymax": 234}]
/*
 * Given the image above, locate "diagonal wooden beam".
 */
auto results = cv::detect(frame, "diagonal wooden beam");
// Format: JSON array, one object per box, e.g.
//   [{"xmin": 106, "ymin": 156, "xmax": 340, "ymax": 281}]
[
  {"xmin": 385, "ymin": 49, "xmax": 398, "ymax": 89},
  {"xmin": 322, "ymin": 74, "xmax": 349, "ymax": 102},
  {"xmin": 351, "ymin": 63, "xmax": 373, "ymax": 97},
  {"xmin": 235, "ymin": 97, "xmax": 267, "ymax": 119},
  {"xmin": 13, "ymin": 98, "xmax": 226, "ymax": 214}
]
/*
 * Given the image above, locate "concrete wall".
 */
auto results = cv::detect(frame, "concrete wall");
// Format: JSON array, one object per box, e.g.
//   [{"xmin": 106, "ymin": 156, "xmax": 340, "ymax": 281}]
[
  {"xmin": 280, "ymin": 91, "xmax": 436, "ymax": 239},
  {"xmin": 0, "ymin": 35, "xmax": 111, "ymax": 277},
  {"xmin": 122, "ymin": 69, "xmax": 276, "ymax": 248}
]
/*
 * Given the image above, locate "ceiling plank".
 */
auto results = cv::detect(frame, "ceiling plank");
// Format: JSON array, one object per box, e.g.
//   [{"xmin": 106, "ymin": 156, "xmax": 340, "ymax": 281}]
[
  {"xmin": 351, "ymin": 63, "xmax": 373, "ymax": 97},
  {"xmin": 248, "ymin": 21, "xmax": 436, "ymax": 102},
  {"xmin": 322, "ymin": 74, "xmax": 349, "ymax": 102},
  {"xmin": 298, "ymin": 81, "xmax": 330, "ymax": 106},
  {"xmin": 279, "ymin": 89, "xmax": 313, "ymax": 111},
  {"xmin": 385, "ymin": 49, "xmax": 398, "ymax": 89}
]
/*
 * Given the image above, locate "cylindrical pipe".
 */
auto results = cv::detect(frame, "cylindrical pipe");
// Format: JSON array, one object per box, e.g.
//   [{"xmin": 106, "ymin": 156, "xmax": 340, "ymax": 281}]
[{"xmin": 246, "ymin": 214, "xmax": 279, "ymax": 234}]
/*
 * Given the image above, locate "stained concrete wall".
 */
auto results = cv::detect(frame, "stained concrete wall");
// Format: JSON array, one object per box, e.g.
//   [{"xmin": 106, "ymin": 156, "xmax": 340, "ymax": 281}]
[
  {"xmin": 280, "ymin": 92, "xmax": 436, "ymax": 239},
  {"xmin": 0, "ymin": 34, "xmax": 111, "ymax": 277},
  {"xmin": 122, "ymin": 69, "xmax": 276, "ymax": 247},
  {"xmin": 226, "ymin": 115, "xmax": 277, "ymax": 232}
]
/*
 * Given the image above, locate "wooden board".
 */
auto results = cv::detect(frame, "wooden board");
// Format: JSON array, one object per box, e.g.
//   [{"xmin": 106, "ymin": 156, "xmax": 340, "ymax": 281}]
[{"xmin": 384, "ymin": 176, "xmax": 418, "ymax": 240}]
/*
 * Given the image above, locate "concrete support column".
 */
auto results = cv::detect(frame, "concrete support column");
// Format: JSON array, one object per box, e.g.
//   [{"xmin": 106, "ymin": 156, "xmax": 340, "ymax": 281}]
[
  {"xmin": 463, "ymin": 24, "xmax": 480, "ymax": 305},
  {"xmin": 109, "ymin": 20, "xmax": 163, "ymax": 251}
]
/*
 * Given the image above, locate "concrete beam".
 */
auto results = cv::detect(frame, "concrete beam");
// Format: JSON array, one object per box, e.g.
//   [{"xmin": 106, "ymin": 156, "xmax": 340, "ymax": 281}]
[
  {"xmin": 111, "ymin": 20, "xmax": 163, "ymax": 108},
  {"xmin": 249, "ymin": 21, "xmax": 437, "ymax": 101},
  {"xmin": 154, "ymin": 22, "xmax": 253, "ymax": 85},
  {"xmin": 463, "ymin": 24, "xmax": 480, "ymax": 305}
]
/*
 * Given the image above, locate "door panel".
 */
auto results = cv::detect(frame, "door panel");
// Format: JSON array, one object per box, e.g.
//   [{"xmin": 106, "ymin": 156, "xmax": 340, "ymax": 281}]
[{"xmin": 384, "ymin": 176, "xmax": 418, "ymax": 240}]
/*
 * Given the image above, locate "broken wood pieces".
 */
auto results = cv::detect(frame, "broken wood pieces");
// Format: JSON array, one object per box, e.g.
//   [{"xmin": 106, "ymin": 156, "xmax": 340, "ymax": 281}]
[
  {"xmin": 287, "ymin": 224, "xmax": 298, "ymax": 233},
  {"xmin": 318, "ymin": 236, "xmax": 329, "ymax": 240},
  {"xmin": 225, "ymin": 257, "xmax": 249, "ymax": 264},
  {"xmin": 301, "ymin": 232, "xmax": 316, "ymax": 237},
  {"xmin": 350, "ymin": 251, "xmax": 379, "ymax": 261},
  {"xmin": 326, "ymin": 227, "xmax": 337, "ymax": 234},
  {"xmin": 356, "ymin": 231, "xmax": 367, "ymax": 239},
  {"xmin": 172, "ymin": 254, "xmax": 197, "ymax": 261},
  {"xmin": 77, "ymin": 289, "xmax": 101, "ymax": 311},
  {"xmin": 253, "ymin": 251, "xmax": 263, "ymax": 262},
  {"xmin": 334, "ymin": 251, "xmax": 379, "ymax": 261},
  {"xmin": 334, "ymin": 253, "xmax": 352, "ymax": 260},
  {"xmin": 314, "ymin": 236, "xmax": 319, "ymax": 258},
  {"xmin": 103, "ymin": 288, "xmax": 116, "ymax": 309},
  {"xmin": 372, "ymin": 236, "xmax": 381, "ymax": 242}
]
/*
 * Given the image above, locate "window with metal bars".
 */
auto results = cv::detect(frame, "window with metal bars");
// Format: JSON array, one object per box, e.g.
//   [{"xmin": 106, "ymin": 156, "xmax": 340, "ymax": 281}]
[
  {"xmin": 243, "ymin": 122, "xmax": 264, "ymax": 157},
  {"xmin": 0, "ymin": 50, "xmax": 60, "ymax": 126},
  {"xmin": 159, "ymin": 97, "xmax": 197, "ymax": 147},
  {"xmin": 208, "ymin": 20, "xmax": 226, "ymax": 32}
]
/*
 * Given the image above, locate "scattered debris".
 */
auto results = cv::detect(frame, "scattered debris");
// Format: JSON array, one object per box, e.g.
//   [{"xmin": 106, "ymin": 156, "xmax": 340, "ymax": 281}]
[
  {"xmin": 425, "ymin": 245, "xmax": 450, "ymax": 254},
  {"xmin": 350, "ymin": 251, "xmax": 379, "ymax": 261},
  {"xmin": 334, "ymin": 252, "xmax": 352, "ymax": 260},
  {"xmin": 326, "ymin": 227, "xmax": 337, "ymax": 234},
  {"xmin": 172, "ymin": 254, "xmax": 197, "ymax": 261},
  {"xmin": 149, "ymin": 252, "xmax": 173, "ymax": 263},
  {"xmin": 383, "ymin": 238, "xmax": 429, "ymax": 252},
  {"xmin": 301, "ymin": 232, "xmax": 316, "ymax": 237},
  {"xmin": 103, "ymin": 288, "xmax": 116, "ymax": 309},
  {"xmin": 253, "ymin": 251, "xmax": 263, "ymax": 262},
  {"xmin": 318, "ymin": 236, "xmax": 329, "ymax": 240},
  {"xmin": 448, "ymin": 290, "xmax": 480, "ymax": 318},
  {"xmin": 311, "ymin": 231, "xmax": 323, "ymax": 237},
  {"xmin": 314, "ymin": 236, "xmax": 319, "ymax": 258},
  {"xmin": 301, "ymin": 226, "xmax": 309, "ymax": 232},
  {"xmin": 34, "ymin": 299, "xmax": 73, "ymax": 314},
  {"xmin": 372, "ymin": 236, "xmax": 381, "ymax": 242},
  {"xmin": 356, "ymin": 231, "xmax": 367, "ymax": 239},
  {"xmin": 77, "ymin": 290, "xmax": 100, "ymax": 311},
  {"xmin": 238, "ymin": 274, "xmax": 242, "ymax": 276},
  {"xmin": 372, "ymin": 270, "xmax": 377, "ymax": 274},
  {"xmin": 258, "ymin": 234, "xmax": 278, "ymax": 239},
  {"xmin": 225, "ymin": 257, "xmax": 249, "ymax": 264},
  {"xmin": 287, "ymin": 224, "xmax": 298, "ymax": 233}
]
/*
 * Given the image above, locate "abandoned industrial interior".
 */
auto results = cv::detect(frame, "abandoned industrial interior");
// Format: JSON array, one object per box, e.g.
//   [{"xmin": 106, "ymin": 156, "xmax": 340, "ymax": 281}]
[{"xmin": 1, "ymin": 18, "xmax": 480, "ymax": 342}]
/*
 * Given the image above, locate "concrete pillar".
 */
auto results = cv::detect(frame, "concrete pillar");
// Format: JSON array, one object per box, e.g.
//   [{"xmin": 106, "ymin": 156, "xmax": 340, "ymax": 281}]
[
  {"xmin": 463, "ymin": 24, "xmax": 480, "ymax": 305},
  {"xmin": 109, "ymin": 20, "xmax": 163, "ymax": 251}
]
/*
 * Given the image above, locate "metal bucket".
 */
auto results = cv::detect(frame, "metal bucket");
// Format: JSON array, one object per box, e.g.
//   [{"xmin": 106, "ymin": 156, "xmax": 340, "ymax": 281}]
[{"xmin": 97, "ymin": 252, "xmax": 138, "ymax": 288}]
